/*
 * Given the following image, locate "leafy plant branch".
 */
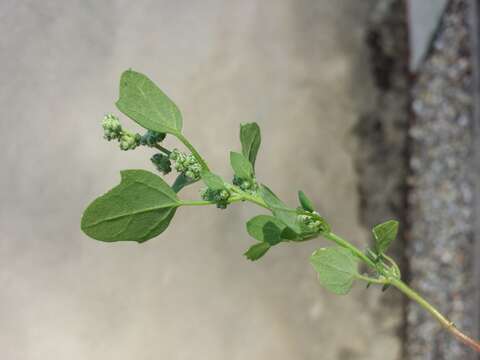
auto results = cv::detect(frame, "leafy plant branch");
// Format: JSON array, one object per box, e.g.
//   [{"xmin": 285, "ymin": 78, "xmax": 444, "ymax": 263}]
[{"xmin": 81, "ymin": 69, "xmax": 480, "ymax": 353}]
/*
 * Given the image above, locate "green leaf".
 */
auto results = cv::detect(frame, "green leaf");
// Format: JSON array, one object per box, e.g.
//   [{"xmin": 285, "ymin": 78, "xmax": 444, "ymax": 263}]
[
  {"xmin": 240, "ymin": 122, "xmax": 261, "ymax": 171},
  {"xmin": 246, "ymin": 215, "xmax": 287, "ymax": 245},
  {"xmin": 310, "ymin": 247, "xmax": 358, "ymax": 295},
  {"xmin": 81, "ymin": 170, "xmax": 180, "ymax": 242},
  {"xmin": 201, "ymin": 170, "xmax": 225, "ymax": 191},
  {"xmin": 298, "ymin": 190, "xmax": 315, "ymax": 212},
  {"xmin": 116, "ymin": 70, "xmax": 183, "ymax": 135},
  {"xmin": 230, "ymin": 151, "xmax": 253, "ymax": 180},
  {"xmin": 244, "ymin": 242, "xmax": 270, "ymax": 261},
  {"xmin": 372, "ymin": 220, "xmax": 399, "ymax": 254},
  {"xmin": 260, "ymin": 185, "xmax": 301, "ymax": 234}
]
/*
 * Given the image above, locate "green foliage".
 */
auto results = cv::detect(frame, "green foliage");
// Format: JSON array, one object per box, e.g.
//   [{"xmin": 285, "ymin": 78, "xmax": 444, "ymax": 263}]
[
  {"xmin": 246, "ymin": 215, "xmax": 287, "ymax": 245},
  {"xmin": 298, "ymin": 190, "xmax": 315, "ymax": 212},
  {"xmin": 260, "ymin": 185, "xmax": 301, "ymax": 234},
  {"xmin": 240, "ymin": 122, "xmax": 261, "ymax": 171},
  {"xmin": 230, "ymin": 151, "xmax": 254, "ymax": 180},
  {"xmin": 82, "ymin": 69, "xmax": 479, "ymax": 352},
  {"xmin": 116, "ymin": 70, "xmax": 183, "ymax": 135},
  {"xmin": 201, "ymin": 170, "xmax": 225, "ymax": 191},
  {"xmin": 372, "ymin": 220, "xmax": 399, "ymax": 254},
  {"xmin": 310, "ymin": 247, "xmax": 358, "ymax": 295},
  {"xmin": 244, "ymin": 242, "xmax": 270, "ymax": 261},
  {"xmin": 81, "ymin": 170, "xmax": 179, "ymax": 242}
]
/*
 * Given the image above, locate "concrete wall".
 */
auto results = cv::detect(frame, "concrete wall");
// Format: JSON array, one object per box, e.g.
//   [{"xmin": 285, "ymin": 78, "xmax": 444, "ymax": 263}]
[
  {"xmin": 407, "ymin": 1, "xmax": 477, "ymax": 358},
  {"xmin": 0, "ymin": 1, "xmax": 401, "ymax": 359}
]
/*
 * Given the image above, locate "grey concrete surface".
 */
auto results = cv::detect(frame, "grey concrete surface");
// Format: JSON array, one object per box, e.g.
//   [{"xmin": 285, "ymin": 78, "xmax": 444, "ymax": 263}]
[
  {"xmin": 0, "ymin": 1, "xmax": 401, "ymax": 359},
  {"xmin": 407, "ymin": 1, "xmax": 476, "ymax": 358}
]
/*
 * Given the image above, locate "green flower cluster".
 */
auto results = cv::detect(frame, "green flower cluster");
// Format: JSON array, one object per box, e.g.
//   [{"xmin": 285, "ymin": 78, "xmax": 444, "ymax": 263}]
[
  {"xmin": 298, "ymin": 212, "xmax": 323, "ymax": 232},
  {"xmin": 102, "ymin": 114, "xmax": 167, "ymax": 151},
  {"xmin": 119, "ymin": 132, "xmax": 141, "ymax": 151},
  {"xmin": 102, "ymin": 114, "xmax": 122, "ymax": 141},
  {"xmin": 169, "ymin": 149, "xmax": 202, "ymax": 180},
  {"xmin": 151, "ymin": 153, "xmax": 172, "ymax": 175},
  {"xmin": 102, "ymin": 113, "xmax": 140, "ymax": 151},
  {"xmin": 233, "ymin": 175, "xmax": 258, "ymax": 193},
  {"xmin": 140, "ymin": 130, "xmax": 166, "ymax": 146},
  {"xmin": 200, "ymin": 188, "xmax": 231, "ymax": 209}
]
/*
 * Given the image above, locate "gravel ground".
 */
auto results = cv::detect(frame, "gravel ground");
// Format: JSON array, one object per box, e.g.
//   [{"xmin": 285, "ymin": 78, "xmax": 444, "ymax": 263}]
[{"xmin": 407, "ymin": 0, "xmax": 476, "ymax": 358}]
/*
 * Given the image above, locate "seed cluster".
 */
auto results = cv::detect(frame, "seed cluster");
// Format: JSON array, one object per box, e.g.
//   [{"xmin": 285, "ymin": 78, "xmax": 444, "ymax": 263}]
[
  {"xmin": 233, "ymin": 175, "xmax": 258, "ymax": 193},
  {"xmin": 169, "ymin": 149, "xmax": 202, "ymax": 180},
  {"xmin": 102, "ymin": 114, "xmax": 167, "ymax": 151},
  {"xmin": 298, "ymin": 212, "xmax": 323, "ymax": 232},
  {"xmin": 200, "ymin": 188, "xmax": 231, "ymax": 209},
  {"xmin": 151, "ymin": 153, "xmax": 172, "ymax": 175},
  {"xmin": 140, "ymin": 130, "xmax": 166, "ymax": 146}
]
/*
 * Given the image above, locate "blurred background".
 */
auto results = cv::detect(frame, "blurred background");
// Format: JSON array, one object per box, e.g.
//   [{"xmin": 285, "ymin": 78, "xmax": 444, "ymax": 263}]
[{"xmin": 1, "ymin": 0, "xmax": 478, "ymax": 359}]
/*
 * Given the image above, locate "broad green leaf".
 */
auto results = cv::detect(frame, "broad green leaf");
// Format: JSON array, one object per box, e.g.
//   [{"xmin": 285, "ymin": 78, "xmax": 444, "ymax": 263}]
[
  {"xmin": 260, "ymin": 185, "xmax": 301, "ymax": 234},
  {"xmin": 172, "ymin": 173, "xmax": 197, "ymax": 193},
  {"xmin": 372, "ymin": 220, "xmax": 399, "ymax": 254},
  {"xmin": 81, "ymin": 170, "xmax": 180, "ymax": 242},
  {"xmin": 116, "ymin": 70, "xmax": 183, "ymax": 135},
  {"xmin": 298, "ymin": 190, "xmax": 315, "ymax": 212},
  {"xmin": 201, "ymin": 170, "xmax": 225, "ymax": 191},
  {"xmin": 230, "ymin": 151, "xmax": 253, "ymax": 180},
  {"xmin": 244, "ymin": 242, "xmax": 270, "ymax": 261},
  {"xmin": 246, "ymin": 215, "xmax": 287, "ymax": 245},
  {"xmin": 310, "ymin": 247, "xmax": 358, "ymax": 295},
  {"xmin": 240, "ymin": 122, "xmax": 261, "ymax": 171}
]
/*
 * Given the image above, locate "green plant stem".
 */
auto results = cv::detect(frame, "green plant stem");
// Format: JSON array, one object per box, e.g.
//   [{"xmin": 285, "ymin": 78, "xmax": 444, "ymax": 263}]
[
  {"xmin": 354, "ymin": 273, "xmax": 387, "ymax": 284},
  {"xmin": 390, "ymin": 278, "xmax": 480, "ymax": 353},
  {"xmin": 176, "ymin": 133, "xmax": 210, "ymax": 171},
  {"xmin": 180, "ymin": 200, "xmax": 217, "ymax": 206},
  {"xmin": 237, "ymin": 191, "xmax": 269, "ymax": 210},
  {"xmin": 153, "ymin": 143, "xmax": 171, "ymax": 155},
  {"xmin": 322, "ymin": 231, "xmax": 376, "ymax": 269},
  {"xmin": 181, "ymin": 194, "xmax": 244, "ymax": 207}
]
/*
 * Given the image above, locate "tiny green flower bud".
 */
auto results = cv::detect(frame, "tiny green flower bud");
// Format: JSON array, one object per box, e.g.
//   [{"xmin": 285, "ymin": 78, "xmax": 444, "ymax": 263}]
[
  {"xmin": 102, "ymin": 113, "xmax": 122, "ymax": 141},
  {"xmin": 241, "ymin": 181, "xmax": 250, "ymax": 190},
  {"xmin": 168, "ymin": 149, "xmax": 201, "ymax": 180},
  {"xmin": 119, "ymin": 132, "xmax": 140, "ymax": 151},
  {"xmin": 151, "ymin": 153, "xmax": 172, "ymax": 174},
  {"xmin": 169, "ymin": 149, "xmax": 180, "ymax": 161}
]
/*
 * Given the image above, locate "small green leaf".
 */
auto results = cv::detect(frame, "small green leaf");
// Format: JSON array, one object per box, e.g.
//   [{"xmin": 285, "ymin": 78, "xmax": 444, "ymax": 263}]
[
  {"xmin": 240, "ymin": 122, "xmax": 261, "ymax": 171},
  {"xmin": 298, "ymin": 190, "xmax": 315, "ymax": 212},
  {"xmin": 81, "ymin": 170, "xmax": 180, "ymax": 242},
  {"xmin": 310, "ymin": 247, "xmax": 358, "ymax": 295},
  {"xmin": 260, "ymin": 185, "xmax": 301, "ymax": 234},
  {"xmin": 244, "ymin": 242, "xmax": 270, "ymax": 261},
  {"xmin": 230, "ymin": 151, "xmax": 253, "ymax": 180},
  {"xmin": 372, "ymin": 220, "xmax": 399, "ymax": 254},
  {"xmin": 201, "ymin": 170, "xmax": 225, "ymax": 191},
  {"xmin": 281, "ymin": 227, "xmax": 300, "ymax": 240},
  {"xmin": 246, "ymin": 215, "xmax": 287, "ymax": 245},
  {"xmin": 116, "ymin": 70, "xmax": 183, "ymax": 135}
]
